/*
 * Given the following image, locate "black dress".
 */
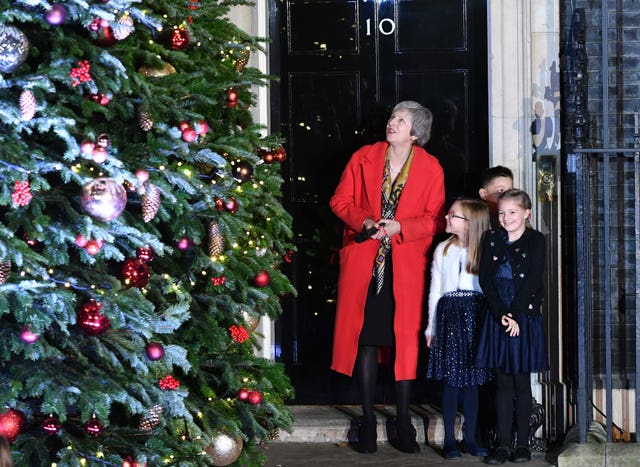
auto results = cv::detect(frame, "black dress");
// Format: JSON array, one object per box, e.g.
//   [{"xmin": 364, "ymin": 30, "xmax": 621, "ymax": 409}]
[{"xmin": 359, "ymin": 259, "xmax": 395, "ymax": 346}]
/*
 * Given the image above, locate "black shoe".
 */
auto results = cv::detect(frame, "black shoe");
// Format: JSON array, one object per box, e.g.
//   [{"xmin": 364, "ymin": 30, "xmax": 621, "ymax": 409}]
[
  {"xmin": 466, "ymin": 445, "xmax": 490, "ymax": 457},
  {"xmin": 511, "ymin": 446, "xmax": 531, "ymax": 463},
  {"xmin": 390, "ymin": 423, "xmax": 420, "ymax": 453},
  {"xmin": 443, "ymin": 444, "xmax": 462, "ymax": 459},
  {"xmin": 484, "ymin": 446, "xmax": 511, "ymax": 465},
  {"xmin": 356, "ymin": 419, "xmax": 377, "ymax": 454}
]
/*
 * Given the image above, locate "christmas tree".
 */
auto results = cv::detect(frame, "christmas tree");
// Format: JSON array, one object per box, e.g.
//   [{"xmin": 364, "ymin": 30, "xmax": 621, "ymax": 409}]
[{"xmin": 0, "ymin": 0, "xmax": 294, "ymax": 465}]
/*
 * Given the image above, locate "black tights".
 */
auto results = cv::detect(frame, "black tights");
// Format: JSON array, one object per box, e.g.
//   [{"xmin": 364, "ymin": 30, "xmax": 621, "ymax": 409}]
[
  {"xmin": 442, "ymin": 384, "xmax": 479, "ymax": 449},
  {"xmin": 355, "ymin": 345, "xmax": 412, "ymax": 427},
  {"xmin": 495, "ymin": 368, "xmax": 531, "ymax": 449}
]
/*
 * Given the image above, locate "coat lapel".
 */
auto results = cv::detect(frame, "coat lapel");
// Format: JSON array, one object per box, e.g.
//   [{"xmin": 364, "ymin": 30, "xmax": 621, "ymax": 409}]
[{"xmin": 361, "ymin": 142, "xmax": 387, "ymax": 218}]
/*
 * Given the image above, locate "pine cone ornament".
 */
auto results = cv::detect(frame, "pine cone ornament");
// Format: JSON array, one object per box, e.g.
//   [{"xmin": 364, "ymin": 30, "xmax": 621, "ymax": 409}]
[
  {"xmin": 139, "ymin": 404, "xmax": 164, "ymax": 431},
  {"xmin": 235, "ymin": 49, "xmax": 250, "ymax": 72},
  {"xmin": 112, "ymin": 14, "xmax": 134, "ymax": 41},
  {"xmin": 208, "ymin": 222, "xmax": 225, "ymax": 257},
  {"xmin": 0, "ymin": 261, "xmax": 10, "ymax": 284},
  {"xmin": 137, "ymin": 106, "xmax": 153, "ymax": 131},
  {"xmin": 141, "ymin": 183, "xmax": 161, "ymax": 222},
  {"xmin": 19, "ymin": 90, "xmax": 36, "ymax": 121}
]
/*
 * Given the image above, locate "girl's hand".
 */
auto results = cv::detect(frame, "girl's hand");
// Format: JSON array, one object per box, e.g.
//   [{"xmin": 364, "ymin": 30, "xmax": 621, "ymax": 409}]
[
  {"xmin": 426, "ymin": 335, "xmax": 433, "ymax": 348},
  {"xmin": 501, "ymin": 314, "xmax": 520, "ymax": 336}
]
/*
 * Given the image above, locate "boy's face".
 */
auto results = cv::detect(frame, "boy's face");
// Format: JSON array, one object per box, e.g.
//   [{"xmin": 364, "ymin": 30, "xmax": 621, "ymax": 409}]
[{"xmin": 479, "ymin": 176, "xmax": 514, "ymax": 208}]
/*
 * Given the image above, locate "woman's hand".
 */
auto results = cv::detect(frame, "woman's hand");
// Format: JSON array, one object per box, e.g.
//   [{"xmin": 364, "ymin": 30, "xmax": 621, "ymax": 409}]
[
  {"xmin": 370, "ymin": 219, "xmax": 401, "ymax": 240},
  {"xmin": 426, "ymin": 335, "xmax": 433, "ymax": 348},
  {"xmin": 501, "ymin": 313, "xmax": 520, "ymax": 336}
]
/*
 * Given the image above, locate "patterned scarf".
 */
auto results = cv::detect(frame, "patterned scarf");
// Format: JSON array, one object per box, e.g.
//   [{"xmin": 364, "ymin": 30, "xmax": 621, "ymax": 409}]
[{"xmin": 373, "ymin": 147, "xmax": 414, "ymax": 294}]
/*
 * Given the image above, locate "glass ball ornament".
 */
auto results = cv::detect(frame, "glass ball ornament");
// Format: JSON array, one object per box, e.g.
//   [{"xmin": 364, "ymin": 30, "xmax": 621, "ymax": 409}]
[
  {"xmin": 248, "ymin": 390, "xmax": 263, "ymax": 405},
  {"xmin": 41, "ymin": 415, "xmax": 62, "ymax": 434},
  {"xmin": 233, "ymin": 161, "xmax": 253, "ymax": 183},
  {"xmin": 145, "ymin": 342, "xmax": 164, "ymax": 361},
  {"xmin": 237, "ymin": 387, "xmax": 250, "ymax": 401},
  {"xmin": 85, "ymin": 416, "xmax": 104, "ymax": 436},
  {"xmin": 136, "ymin": 246, "xmax": 154, "ymax": 263},
  {"xmin": 0, "ymin": 408, "xmax": 26, "ymax": 442},
  {"xmin": 77, "ymin": 300, "xmax": 110, "ymax": 335},
  {"xmin": 45, "ymin": 4, "xmax": 67, "ymax": 25},
  {"xmin": 81, "ymin": 177, "xmax": 127, "ymax": 222},
  {"xmin": 20, "ymin": 325, "xmax": 39, "ymax": 344},
  {"xmin": 121, "ymin": 258, "xmax": 150, "ymax": 288},
  {"xmin": 253, "ymin": 270, "xmax": 270, "ymax": 288},
  {"xmin": 0, "ymin": 25, "xmax": 29, "ymax": 73},
  {"xmin": 205, "ymin": 432, "xmax": 243, "ymax": 466}
]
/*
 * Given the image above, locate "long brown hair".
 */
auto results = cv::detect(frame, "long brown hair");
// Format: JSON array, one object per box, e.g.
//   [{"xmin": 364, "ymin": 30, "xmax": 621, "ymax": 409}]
[
  {"xmin": 0, "ymin": 436, "xmax": 12, "ymax": 467},
  {"xmin": 443, "ymin": 198, "xmax": 490, "ymax": 274}
]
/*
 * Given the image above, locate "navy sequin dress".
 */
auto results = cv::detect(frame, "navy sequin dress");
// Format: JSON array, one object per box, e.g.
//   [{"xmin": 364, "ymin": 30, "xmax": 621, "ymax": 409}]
[{"xmin": 475, "ymin": 234, "xmax": 549, "ymax": 374}]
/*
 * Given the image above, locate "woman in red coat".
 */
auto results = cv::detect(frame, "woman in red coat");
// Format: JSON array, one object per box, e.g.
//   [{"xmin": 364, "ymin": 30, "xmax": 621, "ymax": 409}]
[{"xmin": 330, "ymin": 101, "xmax": 445, "ymax": 454}]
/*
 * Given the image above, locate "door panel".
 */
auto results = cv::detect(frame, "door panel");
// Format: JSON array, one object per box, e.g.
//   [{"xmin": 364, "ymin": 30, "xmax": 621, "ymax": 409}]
[{"xmin": 271, "ymin": 0, "xmax": 488, "ymax": 404}]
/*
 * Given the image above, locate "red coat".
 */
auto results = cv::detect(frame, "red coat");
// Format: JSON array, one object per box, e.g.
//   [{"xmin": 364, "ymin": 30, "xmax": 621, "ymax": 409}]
[{"xmin": 330, "ymin": 142, "xmax": 445, "ymax": 380}]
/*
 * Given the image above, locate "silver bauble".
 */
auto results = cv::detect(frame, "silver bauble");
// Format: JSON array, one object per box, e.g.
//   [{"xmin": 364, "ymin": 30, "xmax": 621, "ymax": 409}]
[
  {"xmin": 205, "ymin": 432, "xmax": 243, "ymax": 466},
  {"xmin": 81, "ymin": 177, "xmax": 127, "ymax": 222},
  {"xmin": 0, "ymin": 26, "xmax": 29, "ymax": 73}
]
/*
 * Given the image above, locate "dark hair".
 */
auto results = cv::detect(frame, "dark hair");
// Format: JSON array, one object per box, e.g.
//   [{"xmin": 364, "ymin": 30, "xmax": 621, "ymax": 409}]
[
  {"xmin": 391, "ymin": 101, "xmax": 433, "ymax": 146},
  {"xmin": 480, "ymin": 165, "xmax": 514, "ymax": 189}
]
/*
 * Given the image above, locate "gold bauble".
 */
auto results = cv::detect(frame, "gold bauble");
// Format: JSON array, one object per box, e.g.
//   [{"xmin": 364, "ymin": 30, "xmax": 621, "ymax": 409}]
[
  {"xmin": 204, "ymin": 432, "xmax": 243, "ymax": 466},
  {"xmin": 138, "ymin": 61, "xmax": 176, "ymax": 78},
  {"xmin": 241, "ymin": 310, "xmax": 260, "ymax": 333}
]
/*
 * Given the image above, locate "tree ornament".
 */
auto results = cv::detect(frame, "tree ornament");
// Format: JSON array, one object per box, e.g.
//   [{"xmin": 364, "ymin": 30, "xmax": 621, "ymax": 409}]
[
  {"xmin": 145, "ymin": 342, "xmax": 164, "ymax": 361},
  {"xmin": 141, "ymin": 183, "xmax": 161, "ymax": 222},
  {"xmin": 138, "ymin": 61, "xmax": 177, "ymax": 77},
  {"xmin": 80, "ymin": 139, "xmax": 95, "ymax": 155},
  {"xmin": 248, "ymin": 390, "xmax": 263, "ymax": 405},
  {"xmin": 77, "ymin": 300, "xmax": 110, "ymax": 335},
  {"xmin": 70, "ymin": 60, "xmax": 92, "ymax": 87},
  {"xmin": 158, "ymin": 374, "xmax": 180, "ymax": 390},
  {"xmin": 96, "ymin": 25, "xmax": 116, "ymax": 46},
  {"xmin": 41, "ymin": 415, "xmax": 62, "ymax": 434},
  {"xmin": 170, "ymin": 28, "xmax": 190, "ymax": 50},
  {"xmin": 11, "ymin": 180, "xmax": 32, "ymax": 206},
  {"xmin": 187, "ymin": 0, "xmax": 199, "ymax": 11},
  {"xmin": 135, "ymin": 169, "xmax": 150, "ymax": 183},
  {"xmin": 0, "ymin": 25, "xmax": 29, "ymax": 73},
  {"xmin": 112, "ymin": 14, "xmax": 134, "ymax": 41},
  {"xmin": 177, "ymin": 237, "xmax": 190, "ymax": 250},
  {"xmin": 237, "ymin": 388, "xmax": 250, "ymax": 401},
  {"xmin": 234, "ymin": 49, "xmax": 250, "ymax": 72},
  {"xmin": 45, "ymin": 4, "xmax": 67, "ymax": 25},
  {"xmin": 233, "ymin": 161, "xmax": 253, "ymax": 183},
  {"xmin": 84, "ymin": 239, "xmax": 103, "ymax": 255},
  {"xmin": 0, "ymin": 408, "xmax": 26, "ymax": 442},
  {"xmin": 137, "ymin": 107, "xmax": 153, "ymax": 131},
  {"xmin": 214, "ymin": 197, "xmax": 225, "ymax": 212},
  {"xmin": 205, "ymin": 432, "xmax": 243, "ymax": 466},
  {"xmin": 258, "ymin": 147, "xmax": 274, "ymax": 164},
  {"xmin": 229, "ymin": 325, "xmax": 249, "ymax": 343},
  {"xmin": 274, "ymin": 145, "xmax": 287, "ymax": 162},
  {"xmin": 139, "ymin": 404, "xmax": 163, "ymax": 431},
  {"xmin": 211, "ymin": 276, "xmax": 226, "ymax": 287},
  {"xmin": 92, "ymin": 146, "xmax": 107, "ymax": 163},
  {"xmin": 81, "ymin": 177, "xmax": 127, "ymax": 222},
  {"xmin": 121, "ymin": 258, "xmax": 150, "ymax": 288},
  {"xmin": 196, "ymin": 120, "xmax": 209, "ymax": 136},
  {"xmin": 226, "ymin": 88, "xmax": 238, "ymax": 108},
  {"xmin": 19, "ymin": 89, "xmax": 36, "ymax": 121},
  {"xmin": 85, "ymin": 415, "xmax": 104, "ymax": 436},
  {"xmin": 20, "ymin": 325, "xmax": 39, "ymax": 344},
  {"xmin": 0, "ymin": 260, "xmax": 10, "ymax": 285},
  {"xmin": 241, "ymin": 310, "xmax": 260, "ymax": 333},
  {"xmin": 87, "ymin": 92, "xmax": 110, "ymax": 105},
  {"xmin": 253, "ymin": 270, "xmax": 270, "ymax": 288},
  {"xmin": 182, "ymin": 127, "xmax": 197, "ymax": 142},
  {"xmin": 136, "ymin": 246, "xmax": 153, "ymax": 263},
  {"xmin": 208, "ymin": 222, "xmax": 225, "ymax": 257},
  {"xmin": 224, "ymin": 197, "xmax": 238, "ymax": 213},
  {"xmin": 283, "ymin": 249, "xmax": 294, "ymax": 263},
  {"xmin": 75, "ymin": 234, "xmax": 88, "ymax": 247}
]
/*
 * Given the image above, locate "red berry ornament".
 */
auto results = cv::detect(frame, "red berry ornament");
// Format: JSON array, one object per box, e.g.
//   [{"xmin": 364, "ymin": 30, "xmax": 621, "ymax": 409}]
[
  {"xmin": 253, "ymin": 270, "xmax": 270, "ymax": 288},
  {"xmin": 248, "ymin": 390, "xmax": 263, "ymax": 405},
  {"xmin": 77, "ymin": 300, "xmax": 110, "ymax": 335},
  {"xmin": 11, "ymin": 180, "xmax": 32, "ymax": 207},
  {"xmin": 145, "ymin": 342, "xmax": 164, "ymax": 361},
  {"xmin": 0, "ymin": 408, "xmax": 26, "ymax": 442},
  {"xmin": 159, "ymin": 374, "xmax": 180, "ymax": 390},
  {"xmin": 229, "ymin": 325, "xmax": 250, "ymax": 343}
]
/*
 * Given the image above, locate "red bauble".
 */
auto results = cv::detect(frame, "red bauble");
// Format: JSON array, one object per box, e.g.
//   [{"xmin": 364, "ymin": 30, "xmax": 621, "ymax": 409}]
[
  {"xmin": 85, "ymin": 416, "xmax": 104, "ymax": 436},
  {"xmin": 214, "ymin": 197, "xmax": 225, "ymax": 212},
  {"xmin": 196, "ymin": 120, "xmax": 209, "ymax": 136},
  {"xmin": 227, "ymin": 88, "xmax": 238, "ymax": 102},
  {"xmin": 121, "ymin": 258, "xmax": 150, "ymax": 288},
  {"xmin": 20, "ymin": 325, "xmax": 39, "ymax": 344},
  {"xmin": 136, "ymin": 246, "xmax": 154, "ymax": 263},
  {"xmin": 77, "ymin": 300, "xmax": 110, "ymax": 335},
  {"xmin": 253, "ymin": 270, "xmax": 270, "ymax": 288},
  {"xmin": 170, "ymin": 28, "xmax": 190, "ymax": 50},
  {"xmin": 248, "ymin": 390, "xmax": 263, "ymax": 405},
  {"xmin": 262, "ymin": 151, "xmax": 274, "ymax": 164},
  {"xmin": 0, "ymin": 408, "xmax": 26, "ymax": 442},
  {"xmin": 84, "ymin": 239, "xmax": 102, "ymax": 255},
  {"xmin": 178, "ymin": 120, "xmax": 191, "ymax": 131},
  {"xmin": 75, "ymin": 233, "xmax": 88, "ymax": 247},
  {"xmin": 41, "ymin": 415, "xmax": 62, "ymax": 434},
  {"xmin": 182, "ymin": 128, "xmax": 197, "ymax": 142},
  {"xmin": 145, "ymin": 342, "xmax": 164, "ymax": 361},
  {"xmin": 80, "ymin": 139, "xmax": 95, "ymax": 155},
  {"xmin": 274, "ymin": 146, "xmax": 287, "ymax": 162},
  {"xmin": 237, "ymin": 388, "xmax": 250, "ymax": 401},
  {"xmin": 224, "ymin": 197, "xmax": 239, "ymax": 213},
  {"xmin": 97, "ymin": 26, "xmax": 116, "ymax": 46}
]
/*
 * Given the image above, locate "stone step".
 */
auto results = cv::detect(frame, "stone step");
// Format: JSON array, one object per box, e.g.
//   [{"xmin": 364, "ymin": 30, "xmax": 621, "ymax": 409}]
[{"xmin": 276, "ymin": 404, "xmax": 462, "ymax": 448}]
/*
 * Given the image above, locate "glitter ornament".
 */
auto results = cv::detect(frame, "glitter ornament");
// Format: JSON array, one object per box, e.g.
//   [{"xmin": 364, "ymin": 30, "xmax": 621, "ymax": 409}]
[
  {"xmin": 145, "ymin": 342, "xmax": 164, "ymax": 361},
  {"xmin": 253, "ymin": 270, "xmax": 270, "ymax": 288},
  {"xmin": 139, "ymin": 404, "xmax": 163, "ymax": 431},
  {"xmin": 81, "ymin": 177, "xmax": 127, "ymax": 222},
  {"xmin": 233, "ymin": 161, "xmax": 253, "ymax": 183},
  {"xmin": 274, "ymin": 146, "xmax": 287, "ymax": 162},
  {"xmin": 0, "ymin": 26, "xmax": 29, "ymax": 73},
  {"xmin": 138, "ymin": 61, "xmax": 177, "ymax": 77},
  {"xmin": 141, "ymin": 183, "xmax": 161, "ymax": 222},
  {"xmin": 135, "ymin": 169, "xmax": 149, "ymax": 183},
  {"xmin": 41, "ymin": 415, "xmax": 62, "ymax": 434},
  {"xmin": 121, "ymin": 258, "xmax": 150, "ymax": 288},
  {"xmin": 205, "ymin": 432, "xmax": 243, "ymax": 466},
  {"xmin": 45, "ymin": 4, "xmax": 67, "ymax": 25},
  {"xmin": 241, "ymin": 310, "xmax": 260, "ymax": 333},
  {"xmin": 0, "ymin": 261, "xmax": 10, "ymax": 284},
  {"xmin": 0, "ymin": 408, "xmax": 26, "ymax": 442},
  {"xmin": 170, "ymin": 28, "xmax": 190, "ymax": 50},
  {"xmin": 208, "ymin": 222, "xmax": 225, "ymax": 257},
  {"xmin": 137, "ymin": 107, "xmax": 153, "ymax": 131},
  {"xmin": 19, "ymin": 89, "xmax": 36, "ymax": 120},
  {"xmin": 11, "ymin": 180, "xmax": 32, "ymax": 206},
  {"xmin": 20, "ymin": 325, "xmax": 39, "ymax": 344},
  {"xmin": 248, "ymin": 390, "xmax": 263, "ymax": 405},
  {"xmin": 77, "ymin": 300, "xmax": 110, "ymax": 335},
  {"xmin": 234, "ymin": 49, "xmax": 250, "ymax": 72},
  {"xmin": 136, "ymin": 246, "xmax": 154, "ymax": 263},
  {"xmin": 85, "ymin": 416, "xmax": 104, "ymax": 436},
  {"xmin": 80, "ymin": 139, "xmax": 95, "ymax": 155}
]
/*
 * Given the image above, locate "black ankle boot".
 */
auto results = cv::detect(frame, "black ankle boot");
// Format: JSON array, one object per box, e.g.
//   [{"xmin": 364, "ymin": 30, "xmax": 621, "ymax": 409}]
[
  {"xmin": 357, "ymin": 417, "xmax": 377, "ymax": 453},
  {"xmin": 391, "ymin": 421, "xmax": 420, "ymax": 453}
]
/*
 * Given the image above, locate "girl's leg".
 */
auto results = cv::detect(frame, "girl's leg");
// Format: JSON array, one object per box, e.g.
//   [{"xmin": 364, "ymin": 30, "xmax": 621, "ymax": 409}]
[
  {"xmin": 355, "ymin": 345, "xmax": 378, "ymax": 453},
  {"xmin": 494, "ymin": 368, "xmax": 515, "ymax": 449},
  {"xmin": 442, "ymin": 385, "xmax": 459, "ymax": 451},
  {"xmin": 462, "ymin": 385, "xmax": 480, "ymax": 448},
  {"xmin": 514, "ymin": 373, "xmax": 532, "ymax": 448}
]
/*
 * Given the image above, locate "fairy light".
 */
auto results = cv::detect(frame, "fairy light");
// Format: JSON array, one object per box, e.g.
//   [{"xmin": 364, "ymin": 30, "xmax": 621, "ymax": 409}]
[
  {"xmin": 183, "ymin": 168, "xmax": 192, "ymax": 177},
  {"xmin": 201, "ymin": 270, "xmax": 207, "ymax": 275}
]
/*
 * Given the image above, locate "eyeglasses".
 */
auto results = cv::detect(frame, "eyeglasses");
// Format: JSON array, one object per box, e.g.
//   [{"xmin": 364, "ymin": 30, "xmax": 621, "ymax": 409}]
[{"xmin": 447, "ymin": 210, "xmax": 468, "ymax": 221}]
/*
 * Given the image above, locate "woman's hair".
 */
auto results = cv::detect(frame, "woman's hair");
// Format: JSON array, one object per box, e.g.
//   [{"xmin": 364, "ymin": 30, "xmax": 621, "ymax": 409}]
[
  {"xmin": 392, "ymin": 100, "xmax": 433, "ymax": 146},
  {"xmin": 443, "ymin": 198, "xmax": 490, "ymax": 274},
  {"xmin": 0, "ymin": 436, "xmax": 12, "ymax": 467}
]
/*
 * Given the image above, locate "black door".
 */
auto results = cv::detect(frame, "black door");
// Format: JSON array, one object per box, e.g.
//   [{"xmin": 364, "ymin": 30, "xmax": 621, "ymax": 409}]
[{"xmin": 271, "ymin": 0, "xmax": 488, "ymax": 404}]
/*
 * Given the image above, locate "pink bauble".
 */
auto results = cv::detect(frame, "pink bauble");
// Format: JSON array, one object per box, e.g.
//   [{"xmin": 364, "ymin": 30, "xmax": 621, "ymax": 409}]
[
  {"xmin": 92, "ymin": 147, "xmax": 107, "ymax": 163},
  {"xmin": 196, "ymin": 120, "xmax": 209, "ymax": 135},
  {"xmin": 237, "ymin": 388, "xmax": 250, "ymax": 401},
  {"xmin": 84, "ymin": 239, "xmax": 102, "ymax": 255},
  {"xmin": 135, "ymin": 169, "xmax": 149, "ymax": 183},
  {"xmin": 75, "ymin": 233, "xmax": 88, "ymax": 247},
  {"xmin": 136, "ymin": 246, "xmax": 154, "ymax": 263},
  {"xmin": 177, "ymin": 237, "xmax": 190, "ymax": 250},
  {"xmin": 80, "ymin": 139, "xmax": 95, "ymax": 155},
  {"xmin": 145, "ymin": 342, "xmax": 164, "ymax": 361},
  {"xmin": 45, "ymin": 4, "xmax": 67, "ymax": 25},
  {"xmin": 182, "ymin": 128, "xmax": 197, "ymax": 142},
  {"xmin": 178, "ymin": 120, "xmax": 191, "ymax": 131},
  {"xmin": 85, "ymin": 416, "xmax": 104, "ymax": 436},
  {"xmin": 20, "ymin": 325, "xmax": 39, "ymax": 344}
]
